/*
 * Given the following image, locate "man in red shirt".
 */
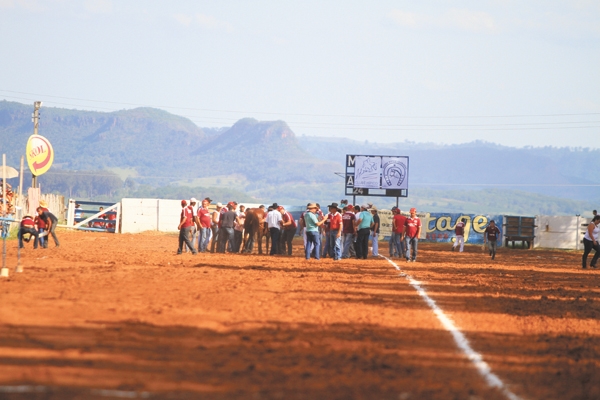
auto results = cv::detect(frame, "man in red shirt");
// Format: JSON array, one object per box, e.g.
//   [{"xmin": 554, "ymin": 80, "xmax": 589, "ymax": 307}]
[
  {"xmin": 403, "ymin": 207, "xmax": 421, "ymax": 262},
  {"xmin": 341, "ymin": 205, "xmax": 356, "ymax": 258},
  {"xmin": 326, "ymin": 203, "xmax": 343, "ymax": 260},
  {"xmin": 390, "ymin": 207, "xmax": 406, "ymax": 258},
  {"xmin": 19, "ymin": 215, "xmax": 39, "ymax": 249},
  {"xmin": 177, "ymin": 200, "xmax": 197, "ymax": 255},
  {"xmin": 197, "ymin": 199, "xmax": 212, "ymax": 252},
  {"xmin": 279, "ymin": 206, "xmax": 296, "ymax": 255}
]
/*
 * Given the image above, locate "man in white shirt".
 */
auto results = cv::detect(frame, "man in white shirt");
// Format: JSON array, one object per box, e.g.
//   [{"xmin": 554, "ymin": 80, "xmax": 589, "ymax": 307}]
[{"xmin": 266, "ymin": 203, "xmax": 283, "ymax": 255}]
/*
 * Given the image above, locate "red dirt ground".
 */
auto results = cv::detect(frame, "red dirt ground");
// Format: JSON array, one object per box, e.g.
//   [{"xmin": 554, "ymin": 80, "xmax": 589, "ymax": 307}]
[{"xmin": 0, "ymin": 231, "xmax": 598, "ymax": 399}]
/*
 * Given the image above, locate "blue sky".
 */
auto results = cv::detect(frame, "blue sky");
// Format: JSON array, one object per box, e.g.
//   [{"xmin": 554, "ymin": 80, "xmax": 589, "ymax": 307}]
[{"xmin": 1, "ymin": 0, "xmax": 599, "ymax": 147}]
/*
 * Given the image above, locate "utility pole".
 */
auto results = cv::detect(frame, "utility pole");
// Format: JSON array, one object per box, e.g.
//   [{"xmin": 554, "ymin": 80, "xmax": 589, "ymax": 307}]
[{"xmin": 31, "ymin": 101, "xmax": 42, "ymax": 188}]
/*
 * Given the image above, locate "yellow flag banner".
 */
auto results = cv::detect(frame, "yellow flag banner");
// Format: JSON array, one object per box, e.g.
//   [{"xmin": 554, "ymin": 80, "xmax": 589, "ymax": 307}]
[{"xmin": 26, "ymin": 135, "xmax": 54, "ymax": 176}]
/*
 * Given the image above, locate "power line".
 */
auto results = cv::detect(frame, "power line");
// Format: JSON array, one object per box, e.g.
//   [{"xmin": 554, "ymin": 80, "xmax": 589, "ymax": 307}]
[
  {"xmin": 3, "ymin": 94, "xmax": 599, "ymax": 132},
  {"xmin": 2, "ymin": 89, "xmax": 600, "ymax": 119}
]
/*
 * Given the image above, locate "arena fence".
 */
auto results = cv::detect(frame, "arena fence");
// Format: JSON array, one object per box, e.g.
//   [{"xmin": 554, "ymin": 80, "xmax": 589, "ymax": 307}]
[
  {"xmin": 57, "ymin": 197, "xmax": 593, "ymax": 251},
  {"xmin": 65, "ymin": 199, "xmax": 120, "ymax": 233}
]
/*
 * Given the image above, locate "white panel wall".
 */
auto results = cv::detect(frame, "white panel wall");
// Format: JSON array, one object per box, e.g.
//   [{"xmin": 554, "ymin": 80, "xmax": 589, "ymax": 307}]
[
  {"xmin": 157, "ymin": 199, "xmax": 184, "ymax": 233},
  {"xmin": 121, "ymin": 198, "xmax": 159, "ymax": 234},
  {"xmin": 534, "ymin": 215, "xmax": 587, "ymax": 250}
]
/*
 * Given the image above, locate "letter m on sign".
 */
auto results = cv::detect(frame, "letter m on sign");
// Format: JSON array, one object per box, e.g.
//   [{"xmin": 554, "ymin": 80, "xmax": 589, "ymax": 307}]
[{"xmin": 346, "ymin": 155, "xmax": 355, "ymax": 167}]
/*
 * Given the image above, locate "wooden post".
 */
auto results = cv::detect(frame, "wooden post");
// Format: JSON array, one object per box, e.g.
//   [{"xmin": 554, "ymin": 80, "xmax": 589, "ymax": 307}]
[{"xmin": 2, "ymin": 154, "xmax": 5, "ymax": 216}]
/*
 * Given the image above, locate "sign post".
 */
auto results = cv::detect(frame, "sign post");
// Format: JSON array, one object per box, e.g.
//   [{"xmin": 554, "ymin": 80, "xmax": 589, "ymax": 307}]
[{"xmin": 30, "ymin": 101, "xmax": 42, "ymax": 188}]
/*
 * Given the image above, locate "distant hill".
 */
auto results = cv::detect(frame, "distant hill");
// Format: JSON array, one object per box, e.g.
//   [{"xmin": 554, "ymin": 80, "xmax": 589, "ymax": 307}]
[
  {"xmin": 192, "ymin": 118, "xmax": 340, "ymax": 184},
  {"xmin": 0, "ymin": 101, "xmax": 206, "ymax": 177},
  {"xmin": 0, "ymin": 101, "xmax": 340, "ymax": 194},
  {"xmin": 1, "ymin": 100, "xmax": 598, "ymax": 212}
]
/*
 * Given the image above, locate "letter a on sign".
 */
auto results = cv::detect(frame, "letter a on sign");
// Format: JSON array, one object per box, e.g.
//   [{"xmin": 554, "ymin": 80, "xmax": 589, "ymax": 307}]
[
  {"xmin": 346, "ymin": 175, "xmax": 354, "ymax": 187},
  {"xmin": 26, "ymin": 135, "xmax": 54, "ymax": 176}
]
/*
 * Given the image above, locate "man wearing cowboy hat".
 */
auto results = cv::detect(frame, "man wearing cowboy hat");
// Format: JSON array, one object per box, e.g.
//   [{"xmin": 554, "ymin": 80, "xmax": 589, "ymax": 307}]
[
  {"xmin": 325, "ymin": 202, "xmax": 343, "ymax": 260},
  {"xmin": 266, "ymin": 203, "xmax": 283, "ymax": 255},
  {"xmin": 304, "ymin": 203, "xmax": 329, "ymax": 260}
]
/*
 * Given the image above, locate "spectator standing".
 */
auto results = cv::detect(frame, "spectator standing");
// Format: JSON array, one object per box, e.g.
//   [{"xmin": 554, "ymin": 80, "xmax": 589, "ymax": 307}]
[
  {"xmin": 484, "ymin": 220, "xmax": 501, "ymax": 260},
  {"xmin": 266, "ymin": 203, "xmax": 283, "ymax": 255},
  {"xmin": 280, "ymin": 206, "xmax": 296, "ymax": 256},
  {"xmin": 403, "ymin": 208, "xmax": 421, "ymax": 262},
  {"xmin": 341, "ymin": 205, "xmax": 356, "ymax": 258},
  {"xmin": 304, "ymin": 203, "xmax": 328, "ymax": 260},
  {"xmin": 34, "ymin": 213, "xmax": 46, "ymax": 249},
  {"xmin": 210, "ymin": 202, "xmax": 223, "ymax": 253},
  {"xmin": 187, "ymin": 198, "xmax": 199, "ymax": 252},
  {"xmin": 370, "ymin": 207, "xmax": 380, "ymax": 257},
  {"xmin": 233, "ymin": 205, "xmax": 246, "ymax": 253},
  {"xmin": 197, "ymin": 199, "xmax": 212, "ymax": 252},
  {"xmin": 177, "ymin": 200, "xmax": 197, "ymax": 255},
  {"xmin": 218, "ymin": 203, "xmax": 236, "ymax": 253},
  {"xmin": 452, "ymin": 218, "xmax": 466, "ymax": 252},
  {"xmin": 390, "ymin": 207, "xmax": 406, "ymax": 258},
  {"xmin": 326, "ymin": 203, "xmax": 343, "ymax": 260},
  {"xmin": 355, "ymin": 204, "xmax": 374, "ymax": 260},
  {"xmin": 582, "ymin": 215, "xmax": 600, "ymax": 269},
  {"xmin": 36, "ymin": 206, "xmax": 60, "ymax": 248},
  {"xmin": 74, "ymin": 203, "xmax": 83, "ymax": 222},
  {"xmin": 18, "ymin": 215, "xmax": 38, "ymax": 249}
]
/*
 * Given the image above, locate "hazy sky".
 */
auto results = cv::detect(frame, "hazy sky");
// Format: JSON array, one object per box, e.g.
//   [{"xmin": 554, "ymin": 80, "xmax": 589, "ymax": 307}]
[{"xmin": 1, "ymin": 0, "xmax": 599, "ymax": 148}]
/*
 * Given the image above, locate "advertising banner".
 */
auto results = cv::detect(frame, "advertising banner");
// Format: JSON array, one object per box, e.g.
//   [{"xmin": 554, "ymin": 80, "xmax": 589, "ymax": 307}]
[
  {"xmin": 26, "ymin": 134, "xmax": 54, "ymax": 176},
  {"xmin": 425, "ymin": 213, "xmax": 503, "ymax": 245},
  {"xmin": 378, "ymin": 211, "xmax": 502, "ymax": 245}
]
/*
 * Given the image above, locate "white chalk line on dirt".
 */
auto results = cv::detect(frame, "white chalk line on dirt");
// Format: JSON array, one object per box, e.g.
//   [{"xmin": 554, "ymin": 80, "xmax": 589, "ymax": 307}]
[
  {"xmin": 0, "ymin": 385, "xmax": 150, "ymax": 398},
  {"xmin": 380, "ymin": 255, "xmax": 521, "ymax": 400}
]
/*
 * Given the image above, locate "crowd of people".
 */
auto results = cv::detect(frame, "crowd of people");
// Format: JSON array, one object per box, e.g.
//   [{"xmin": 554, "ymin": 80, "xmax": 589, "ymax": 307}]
[{"xmin": 175, "ymin": 197, "xmax": 428, "ymax": 262}]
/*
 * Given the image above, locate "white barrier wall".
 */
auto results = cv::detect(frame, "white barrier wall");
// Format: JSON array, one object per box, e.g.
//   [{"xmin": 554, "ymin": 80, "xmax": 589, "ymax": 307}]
[
  {"xmin": 534, "ymin": 215, "xmax": 587, "ymax": 250},
  {"xmin": 121, "ymin": 198, "xmax": 160, "ymax": 233},
  {"xmin": 157, "ymin": 199, "xmax": 183, "ymax": 233}
]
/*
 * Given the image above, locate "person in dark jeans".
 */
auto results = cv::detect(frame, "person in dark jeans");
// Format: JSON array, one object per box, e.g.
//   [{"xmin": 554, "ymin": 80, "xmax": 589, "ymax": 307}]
[
  {"xmin": 355, "ymin": 204, "xmax": 373, "ymax": 260},
  {"xmin": 210, "ymin": 203, "xmax": 223, "ymax": 253},
  {"xmin": 218, "ymin": 204, "xmax": 236, "ymax": 253},
  {"xmin": 36, "ymin": 206, "xmax": 60, "ymax": 248},
  {"xmin": 18, "ymin": 215, "xmax": 39, "ymax": 249},
  {"xmin": 177, "ymin": 200, "xmax": 196, "ymax": 255},
  {"xmin": 582, "ymin": 215, "xmax": 600, "ymax": 269},
  {"xmin": 266, "ymin": 204, "xmax": 282, "ymax": 255}
]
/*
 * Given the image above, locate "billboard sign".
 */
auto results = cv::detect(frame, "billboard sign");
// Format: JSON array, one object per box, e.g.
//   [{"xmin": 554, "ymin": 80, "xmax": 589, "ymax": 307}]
[{"xmin": 345, "ymin": 154, "xmax": 409, "ymax": 197}]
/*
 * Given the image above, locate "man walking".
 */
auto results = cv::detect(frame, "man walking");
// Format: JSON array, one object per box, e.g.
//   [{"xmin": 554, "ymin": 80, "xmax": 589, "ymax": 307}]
[
  {"xmin": 403, "ymin": 208, "xmax": 421, "ymax": 262},
  {"xmin": 177, "ymin": 200, "xmax": 197, "ymax": 255},
  {"xmin": 452, "ymin": 217, "xmax": 466, "ymax": 252},
  {"xmin": 484, "ymin": 220, "xmax": 501, "ymax": 260}
]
